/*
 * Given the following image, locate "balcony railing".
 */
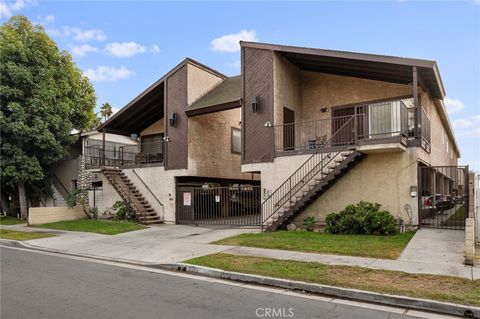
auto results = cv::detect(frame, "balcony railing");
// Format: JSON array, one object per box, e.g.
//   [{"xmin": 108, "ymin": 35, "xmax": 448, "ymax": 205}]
[
  {"xmin": 419, "ymin": 108, "xmax": 432, "ymax": 153},
  {"xmin": 85, "ymin": 140, "xmax": 165, "ymax": 169},
  {"xmin": 274, "ymin": 99, "xmax": 412, "ymax": 152}
]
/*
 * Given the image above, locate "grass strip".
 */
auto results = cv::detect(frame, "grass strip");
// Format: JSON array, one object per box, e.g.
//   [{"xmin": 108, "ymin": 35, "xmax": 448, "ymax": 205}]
[{"xmin": 187, "ymin": 253, "xmax": 480, "ymax": 307}]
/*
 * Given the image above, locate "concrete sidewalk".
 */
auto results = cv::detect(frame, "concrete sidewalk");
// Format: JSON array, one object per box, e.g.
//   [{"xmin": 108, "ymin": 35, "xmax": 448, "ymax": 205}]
[
  {"xmin": 1, "ymin": 223, "xmax": 259, "ymax": 264},
  {"xmin": 1, "ymin": 224, "xmax": 478, "ymax": 279}
]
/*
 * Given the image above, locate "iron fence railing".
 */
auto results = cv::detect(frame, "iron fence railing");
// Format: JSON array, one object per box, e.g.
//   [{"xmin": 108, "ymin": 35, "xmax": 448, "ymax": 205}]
[
  {"xmin": 176, "ymin": 185, "xmax": 262, "ymax": 226},
  {"xmin": 85, "ymin": 140, "xmax": 165, "ymax": 168},
  {"xmin": 262, "ymin": 116, "xmax": 356, "ymax": 227},
  {"xmin": 273, "ymin": 99, "xmax": 411, "ymax": 152},
  {"xmin": 418, "ymin": 165, "xmax": 468, "ymax": 230},
  {"xmin": 420, "ymin": 108, "xmax": 431, "ymax": 152}
]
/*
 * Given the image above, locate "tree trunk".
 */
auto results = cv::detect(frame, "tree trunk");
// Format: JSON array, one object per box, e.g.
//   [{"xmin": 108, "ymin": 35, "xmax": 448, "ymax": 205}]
[
  {"xmin": 18, "ymin": 181, "xmax": 28, "ymax": 220},
  {"xmin": 1, "ymin": 192, "xmax": 11, "ymax": 215}
]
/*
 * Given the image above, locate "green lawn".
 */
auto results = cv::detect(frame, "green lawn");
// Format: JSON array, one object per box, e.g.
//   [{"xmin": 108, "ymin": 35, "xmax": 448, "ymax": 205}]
[
  {"xmin": 187, "ymin": 253, "xmax": 480, "ymax": 307},
  {"xmin": 32, "ymin": 219, "xmax": 146, "ymax": 235},
  {"xmin": 449, "ymin": 206, "xmax": 465, "ymax": 221},
  {"xmin": 213, "ymin": 231, "xmax": 415, "ymax": 259},
  {"xmin": 0, "ymin": 229, "xmax": 55, "ymax": 241},
  {"xmin": 0, "ymin": 216, "xmax": 25, "ymax": 225}
]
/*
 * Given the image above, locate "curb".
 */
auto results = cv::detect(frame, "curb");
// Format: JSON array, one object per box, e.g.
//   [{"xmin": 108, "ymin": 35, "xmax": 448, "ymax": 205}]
[
  {"xmin": 157, "ymin": 263, "xmax": 480, "ymax": 319},
  {"xmin": 0, "ymin": 239, "xmax": 155, "ymax": 267}
]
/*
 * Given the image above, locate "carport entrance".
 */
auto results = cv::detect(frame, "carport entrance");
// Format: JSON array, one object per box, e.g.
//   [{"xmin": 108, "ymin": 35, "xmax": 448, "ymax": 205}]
[
  {"xmin": 418, "ymin": 165, "xmax": 469, "ymax": 230},
  {"xmin": 176, "ymin": 180, "xmax": 262, "ymax": 227}
]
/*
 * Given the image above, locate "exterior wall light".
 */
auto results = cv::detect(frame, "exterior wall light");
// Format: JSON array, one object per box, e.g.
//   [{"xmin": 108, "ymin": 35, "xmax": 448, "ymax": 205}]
[
  {"xmin": 264, "ymin": 121, "xmax": 272, "ymax": 128},
  {"xmin": 169, "ymin": 112, "xmax": 177, "ymax": 127},
  {"xmin": 163, "ymin": 136, "xmax": 170, "ymax": 142},
  {"xmin": 251, "ymin": 95, "xmax": 259, "ymax": 113},
  {"xmin": 320, "ymin": 107, "xmax": 328, "ymax": 113}
]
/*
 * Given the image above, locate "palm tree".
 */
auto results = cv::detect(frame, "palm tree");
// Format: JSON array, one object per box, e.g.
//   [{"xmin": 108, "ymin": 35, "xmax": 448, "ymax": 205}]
[
  {"xmin": 100, "ymin": 102, "xmax": 113, "ymax": 122},
  {"xmin": 91, "ymin": 113, "xmax": 102, "ymax": 129}
]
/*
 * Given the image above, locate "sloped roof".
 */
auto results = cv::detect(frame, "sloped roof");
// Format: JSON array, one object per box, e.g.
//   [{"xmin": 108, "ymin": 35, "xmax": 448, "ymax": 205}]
[
  {"xmin": 189, "ymin": 75, "xmax": 241, "ymax": 112},
  {"xmin": 97, "ymin": 58, "xmax": 227, "ymax": 133}
]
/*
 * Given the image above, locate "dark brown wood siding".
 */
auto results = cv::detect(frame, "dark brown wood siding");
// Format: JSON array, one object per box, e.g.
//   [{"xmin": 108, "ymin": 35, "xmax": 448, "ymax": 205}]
[
  {"xmin": 165, "ymin": 65, "xmax": 188, "ymax": 170},
  {"xmin": 242, "ymin": 47, "xmax": 274, "ymax": 164}
]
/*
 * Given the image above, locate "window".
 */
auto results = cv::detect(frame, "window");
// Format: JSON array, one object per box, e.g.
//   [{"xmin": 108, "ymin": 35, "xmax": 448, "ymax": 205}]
[{"xmin": 231, "ymin": 127, "xmax": 241, "ymax": 154}]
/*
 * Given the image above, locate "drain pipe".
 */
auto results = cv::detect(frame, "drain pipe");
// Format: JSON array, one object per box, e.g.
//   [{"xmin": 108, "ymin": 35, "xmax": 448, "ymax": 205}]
[{"xmin": 398, "ymin": 217, "xmax": 405, "ymax": 234}]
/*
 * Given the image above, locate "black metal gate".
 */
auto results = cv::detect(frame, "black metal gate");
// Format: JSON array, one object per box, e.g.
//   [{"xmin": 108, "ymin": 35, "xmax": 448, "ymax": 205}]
[
  {"xmin": 176, "ymin": 185, "xmax": 262, "ymax": 227},
  {"xmin": 418, "ymin": 165, "xmax": 469, "ymax": 230}
]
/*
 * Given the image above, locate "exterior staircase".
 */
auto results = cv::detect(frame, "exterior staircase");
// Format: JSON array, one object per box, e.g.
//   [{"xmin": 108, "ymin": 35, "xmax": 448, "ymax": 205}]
[
  {"xmin": 51, "ymin": 184, "xmax": 67, "ymax": 206},
  {"xmin": 262, "ymin": 115, "xmax": 367, "ymax": 231},
  {"xmin": 102, "ymin": 168, "xmax": 162, "ymax": 225},
  {"xmin": 264, "ymin": 151, "xmax": 366, "ymax": 231}
]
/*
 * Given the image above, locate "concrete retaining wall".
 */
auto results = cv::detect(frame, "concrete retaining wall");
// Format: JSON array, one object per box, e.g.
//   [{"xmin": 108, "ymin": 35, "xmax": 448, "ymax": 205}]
[{"xmin": 28, "ymin": 207, "xmax": 85, "ymax": 225}]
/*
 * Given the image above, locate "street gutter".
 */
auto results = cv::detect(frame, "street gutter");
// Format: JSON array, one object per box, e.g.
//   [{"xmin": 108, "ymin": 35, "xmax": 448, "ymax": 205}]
[{"xmin": 156, "ymin": 263, "xmax": 479, "ymax": 319}]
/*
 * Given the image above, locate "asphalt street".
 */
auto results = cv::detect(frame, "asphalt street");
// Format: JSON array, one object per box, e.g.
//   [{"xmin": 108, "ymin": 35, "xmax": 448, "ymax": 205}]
[{"xmin": 0, "ymin": 246, "xmax": 453, "ymax": 319}]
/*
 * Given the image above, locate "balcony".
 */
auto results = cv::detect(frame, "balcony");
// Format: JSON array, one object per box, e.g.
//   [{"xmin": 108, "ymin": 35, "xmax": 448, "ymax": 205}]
[
  {"xmin": 85, "ymin": 140, "xmax": 165, "ymax": 169},
  {"xmin": 273, "ymin": 99, "xmax": 430, "ymax": 155}
]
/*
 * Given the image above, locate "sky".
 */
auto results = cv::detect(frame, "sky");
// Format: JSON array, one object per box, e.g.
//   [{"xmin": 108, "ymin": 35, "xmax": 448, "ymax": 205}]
[{"xmin": 1, "ymin": 0, "xmax": 479, "ymax": 170}]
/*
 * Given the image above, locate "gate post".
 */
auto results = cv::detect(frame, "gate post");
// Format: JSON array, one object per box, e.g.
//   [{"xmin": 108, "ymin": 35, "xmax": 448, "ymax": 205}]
[{"xmin": 465, "ymin": 218, "xmax": 475, "ymax": 265}]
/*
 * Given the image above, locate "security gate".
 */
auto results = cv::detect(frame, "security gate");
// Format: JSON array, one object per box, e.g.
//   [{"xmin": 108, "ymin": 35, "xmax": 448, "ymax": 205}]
[
  {"xmin": 418, "ymin": 165, "xmax": 469, "ymax": 230},
  {"xmin": 176, "ymin": 185, "xmax": 262, "ymax": 227}
]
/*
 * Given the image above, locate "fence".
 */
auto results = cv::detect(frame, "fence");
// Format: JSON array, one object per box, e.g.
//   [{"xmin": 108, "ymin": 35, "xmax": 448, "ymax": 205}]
[
  {"xmin": 176, "ymin": 185, "xmax": 262, "ymax": 226},
  {"xmin": 273, "ymin": 100, "xmax": 412, "ymax": 152},
  {"xmin": 85, "ymin": 140, "xmax": 164, "ymax": 169},
  {"xmin": 418, "ymin": 165, "xmax": 469, "ymax": 230}
]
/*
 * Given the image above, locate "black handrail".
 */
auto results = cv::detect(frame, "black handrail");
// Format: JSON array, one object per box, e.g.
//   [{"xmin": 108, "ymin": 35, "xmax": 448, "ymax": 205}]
[
  {"xmin": 261, "ymin": 116, "xmax": 357, "ymax": 227},
  {"xmin": 132, "ymin": 169, "xmax": 164, "ymax": 210},
  {"xmin": 103, "ymin": 168, "xmax": 148, "ymax": 224},
  {"xmin": 53, "ymin": 174, "xmax": 69, "ymax": 200}
]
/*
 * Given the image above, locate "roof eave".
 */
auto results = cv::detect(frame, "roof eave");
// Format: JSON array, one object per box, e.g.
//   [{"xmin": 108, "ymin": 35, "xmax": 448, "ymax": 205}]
[{"xmin": 98, "ymin": 58, "xmax": 227, "ymax": 132}]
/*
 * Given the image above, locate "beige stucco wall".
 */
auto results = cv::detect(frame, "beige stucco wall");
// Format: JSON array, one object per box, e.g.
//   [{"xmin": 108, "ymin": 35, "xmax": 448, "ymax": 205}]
[
  {"xmin": 187, "ymin": 63, "xmax": 224, "ymax": 106},
  {"xmin": 273, "ymin": 53, "xmax": 302, "ymax": 126},
  {"xmin": 242, "ymin": 153, "xmax": 311, "ymax": 199},
  {"xmin": 28, "ymin": 206, "xmax": 85, "ymax": 225},
  {"xmin": 273, "ymin": 53, "xmax": 413, "ymax": 126},
  {"xmin": 122, "ymin": 169, "xmax": 165, "ymax": 220},
  {"xmin": 188, "ymin": 108, "xmax": 255, "ymax": 180},
  {"xmin": 122, "ymin": 166, "xmax": 189, "ymax": 223},
  {"xmin": 300, "ymin": 72, "xmax": 411, "ymax": 123},
  {"xmin": 90, "ymin": 174, "xmax": 123, "ymax": 214},
  {"xmin": 418, "ymin": 92, "xmax": 459, "ymax": 166},
  {"xmin": 243, "ymin": 149, "xmax": 419, "ymax": 226},
  {"xmin": 52, "ymin": 158, "xmax": 78, "ymax": 193},
  {"xmin": 295, "ymin": 150, "xmax": 419, "ymax": 226},
  {"xmin": 141, "ymin": 119, "xmax": 165, "ymax": 137},
  {"xmin": 86, "ymin": 132, "xmax": 138, "ymax": 145}
]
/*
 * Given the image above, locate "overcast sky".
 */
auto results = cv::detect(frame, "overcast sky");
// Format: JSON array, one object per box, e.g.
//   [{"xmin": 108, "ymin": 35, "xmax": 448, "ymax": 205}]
[{"xmin": 1, "ymin": 0, "xmax": 479, "ymax": 170}]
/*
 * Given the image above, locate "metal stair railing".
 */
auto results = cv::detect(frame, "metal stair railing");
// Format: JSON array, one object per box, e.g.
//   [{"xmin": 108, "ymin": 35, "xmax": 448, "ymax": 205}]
[
  {"xmin": 132, "ymin": 168, "xmax": 163, "ymax": 217},
  {"xmin": 103, "ymin": 168, "xmax": 147, "ymax": 224},
  {"xmin": 261, "ymin": 115, "xmax": 358, "ymax": 229}
]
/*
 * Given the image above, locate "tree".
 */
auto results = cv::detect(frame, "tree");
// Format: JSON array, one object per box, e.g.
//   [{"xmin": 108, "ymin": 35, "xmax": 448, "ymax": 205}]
[
  {"xmin": 100, "ymin": 102, "xmax": 113, "ymax": 122},
  {"xmin": 0, "ymin": 16, "xmax": 96, "ymax": 219}
]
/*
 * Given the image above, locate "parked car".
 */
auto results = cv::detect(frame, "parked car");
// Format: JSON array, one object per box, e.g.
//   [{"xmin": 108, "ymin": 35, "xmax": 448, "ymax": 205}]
[
  {"xmin": 422, "ymin": 194, "xmax": 454, "ymax": 210},
  {"xmin": 230, "ymin": 190, "xmax": 260, "ymax": 216}
]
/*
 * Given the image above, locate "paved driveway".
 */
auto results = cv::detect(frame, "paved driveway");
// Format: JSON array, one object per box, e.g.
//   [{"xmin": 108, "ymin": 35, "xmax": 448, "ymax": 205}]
[
  {"xmin": 18, "ymin": 224, "xmax": 259, "ymax": 264},
  {"xmin": 399, "ymin": 228, "xmax": 465, "ymax": 265}
]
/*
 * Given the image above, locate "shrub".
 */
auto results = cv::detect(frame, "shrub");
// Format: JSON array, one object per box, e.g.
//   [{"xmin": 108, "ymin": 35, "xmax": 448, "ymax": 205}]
[
  {"xmin": 89, "ymin": 207, "xmax": 98, "ymax": 219},
  {"xmin": 325, "ymin": 201, "xmax": 398, "ymax": 235},
  {"xmin": 113, "ymin": 201, "xmax": 136, "ymax": 221},
  {"xmin": 302, "ymin": 216, "xmax": 316, "ymax": 231},
  {"xmin": 66, "ymin": 188, "xmax": 92, "ymax": 219}
]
